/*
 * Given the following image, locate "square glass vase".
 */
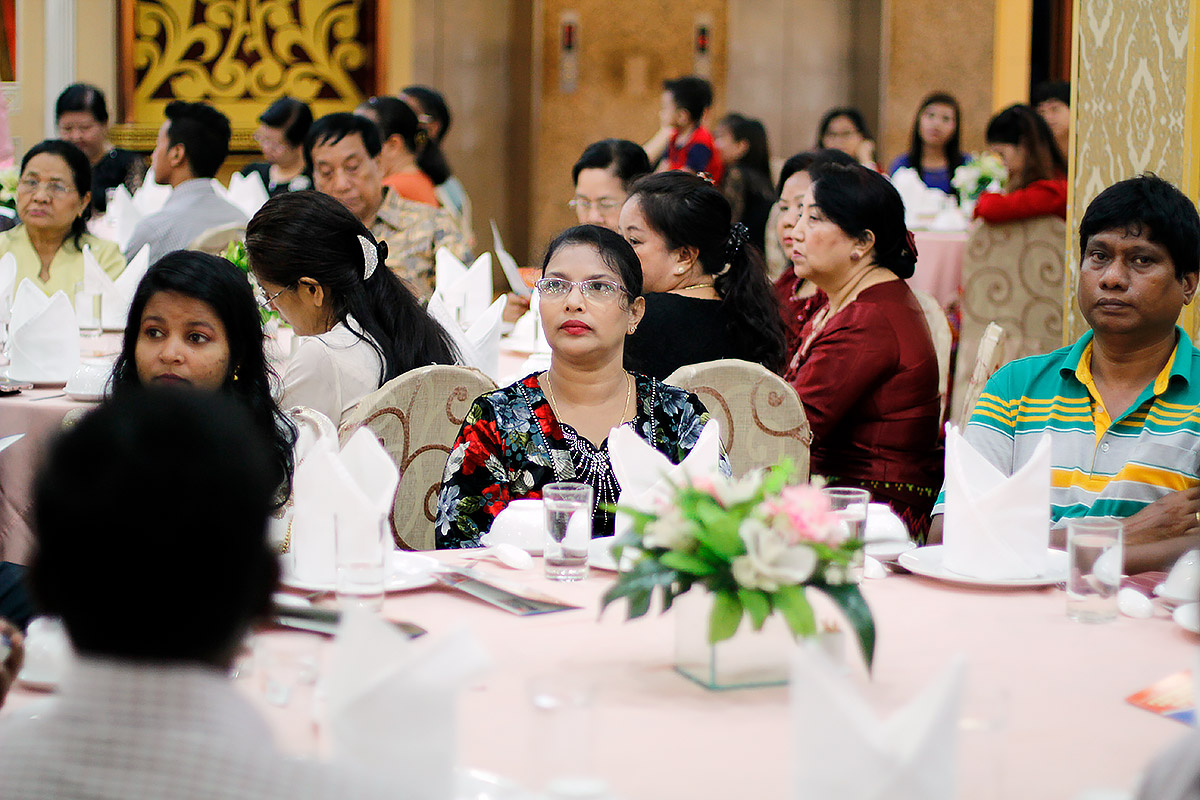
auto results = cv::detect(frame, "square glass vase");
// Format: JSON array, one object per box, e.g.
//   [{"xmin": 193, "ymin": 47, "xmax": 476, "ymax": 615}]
[{"xmin": 672, "ymin": 590, "xmax": 798, "ymax": 690}]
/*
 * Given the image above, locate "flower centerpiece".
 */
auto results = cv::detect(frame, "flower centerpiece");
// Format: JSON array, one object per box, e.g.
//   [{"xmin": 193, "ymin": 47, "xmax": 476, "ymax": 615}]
[
  {"xmin": 951, "ymin": 152, "xmax": 1007, "ymax": 211},
  {"xmin": 601, "ymin": 462, "xmax": 874, "ymax": 685},
  {"xmin": 223, "ymin": 240, "xmax": 279, "ymax": 326},
  {"xmin": 0, "ymin": 165, "xmax": 18, "ymax": 212}
]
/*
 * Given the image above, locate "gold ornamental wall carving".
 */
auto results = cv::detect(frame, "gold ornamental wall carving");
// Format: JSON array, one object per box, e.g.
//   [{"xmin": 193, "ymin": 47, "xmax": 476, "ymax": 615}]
[{"xmin": 116, "ymin": 0, "xmax": 382, "ymax": 149}]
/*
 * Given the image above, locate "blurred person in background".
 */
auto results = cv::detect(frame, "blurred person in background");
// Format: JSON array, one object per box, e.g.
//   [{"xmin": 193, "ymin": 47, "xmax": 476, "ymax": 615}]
[
  {"xmin": 55, "ymin": 83, "xmax": 145, "ymax": 215},
  {"xmin": 714, "ymin": 113, "xmax": 774, "ymax": 253},
  {"xmin": 975, "ymin": 104, "xmax": 1068, "ymax": 223},
  {"xmin": 240, "ymin": 97, "xmax": 313, "ymax": 196},
  {"xmin": 887, "ymin": 92, "xmax": 968, "ymax": 194},
  {"xmin": 816, "ymin": 107, "xmax": 877, "ymax": 170}
]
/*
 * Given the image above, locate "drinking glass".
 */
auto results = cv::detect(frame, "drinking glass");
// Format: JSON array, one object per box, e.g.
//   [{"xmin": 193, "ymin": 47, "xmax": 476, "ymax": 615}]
[
  {"xmin": 528, "ymin": 673, "xmax": 609, "ymax": 798},
  {"xmin": 823, "ymin": 487, "xmax": 870, "ymax": 581},
  {"xmin": 73, "ymin": 281, "xmax": 102, "ymax": 339},
  {"xmin": 1066, "ymin": 518, "xmax": 1123, "ymax": 623},
  {"xmin": 335, "ymin": 513, "xmax": 388, "ymax": 612},
  {"xmin": 542, "ymin": 482, "xmax": 592, "ymax": 581}
]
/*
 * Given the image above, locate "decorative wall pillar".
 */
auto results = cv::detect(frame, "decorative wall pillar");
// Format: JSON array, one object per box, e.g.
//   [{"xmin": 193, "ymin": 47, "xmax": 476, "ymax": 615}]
[{"xmin": 43, "ymin": 0, "xmax": 75, "ymax": 137}]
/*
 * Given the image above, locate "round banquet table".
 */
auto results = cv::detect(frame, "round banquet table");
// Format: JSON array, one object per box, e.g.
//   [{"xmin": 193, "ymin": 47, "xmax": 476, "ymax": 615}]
[
  {"xmin": 909, "ymin": 229, "xmax": 969, "ymax": 309},
  {"xmin": 6, "ymin": 550, "xmax": 1195, "ymax": 799}
]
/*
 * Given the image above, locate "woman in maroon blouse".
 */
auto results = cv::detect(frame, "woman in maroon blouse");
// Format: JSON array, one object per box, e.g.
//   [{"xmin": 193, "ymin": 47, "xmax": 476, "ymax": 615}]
[{"xmin": 785, "ymin": 164, "xmax": 942, "ymax": 540}]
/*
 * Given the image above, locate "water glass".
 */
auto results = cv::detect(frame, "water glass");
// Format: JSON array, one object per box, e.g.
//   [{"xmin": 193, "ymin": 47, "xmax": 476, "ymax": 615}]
[
  {"xmin": 335, "ymin": 513, "xmax": 388, "ymax": 612},
  {"xmin": 823, "ymin": 487, "xmax": 870, "ymax": 581},
  {"xmin": 528, "ymin": 673, "xmax": 609, "ymax": 798},
  {"xmin": 1066, "ymin": 518, "xmax": 1123, "ymax": 623},
  {"xmin": 73, "ymin": 282, "xmax": 102, "ymax": 338},
  {"xmin": 543, "ymin": 482, "xmax": 592, "ymax": 581}
]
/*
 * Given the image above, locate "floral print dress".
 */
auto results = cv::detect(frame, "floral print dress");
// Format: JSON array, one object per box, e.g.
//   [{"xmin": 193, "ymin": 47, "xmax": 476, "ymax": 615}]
[{"xmin": 435, "ymin": 372, "xmax": 714, "ymax": 549}]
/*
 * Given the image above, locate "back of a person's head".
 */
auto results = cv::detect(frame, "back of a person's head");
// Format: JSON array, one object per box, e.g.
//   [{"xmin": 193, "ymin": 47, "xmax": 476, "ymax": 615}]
[
  {"xmin": 306, "ymin": 112, "xmax": 382, "ymax": 165},
  {"xmin": 663, "ymin": 76, "xmax": 714, "ymax": 124},
  {"xmin": 719, "ymin": 114, "xmax": 771, "ymax": 178},
  {"xmin": 30, "ymin": 389, "xmax": 278, "ymax": 664},
  {"xmin": 1032, "ymin": 80, "xmax": 1071, "ymax": 107},
  {"xmin": 811, "ymin": 164, "xmax": 918, "ymax": 279},
  {"xmin": 571, "ymin": 139, "xmax": 652, "ymax": 189},
  {"xmin": 55, "ymin": 83, "xmax": 109, "ymax": 123},
  {"xmin": 360, "ymin": 95, "xmax": 424, "ymax": 153},
  {"xmin": 165, "ymin": 100, "xmax": 232, "ymax": 179},
  {"xmin": 985, "ymin": 103, "xmax": 1066, "ymax": 186},
  {"xmin": 400, "ymin": 85, "xmax": 452, "ymax": 142},
  {"xmin": 1079, "ymin": 173, "xmax": 1200, "ymax": 279},
  {"xmin": 259, "ymin": 96, "xmax": 313, "ymax": 148},
  {"xmin": 776, "ymin": 148, "xmax": 857, "ymax": 195}
]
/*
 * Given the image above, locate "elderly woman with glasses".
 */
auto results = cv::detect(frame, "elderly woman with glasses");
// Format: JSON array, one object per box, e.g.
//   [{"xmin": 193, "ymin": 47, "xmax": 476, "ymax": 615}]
[
  {"xmin": 0, "ymin": 140, "xmax": 125, "ymax": 296},
  {"xmin": 436, "ymin": 224, "xmax": 717, "ymax": 548}
]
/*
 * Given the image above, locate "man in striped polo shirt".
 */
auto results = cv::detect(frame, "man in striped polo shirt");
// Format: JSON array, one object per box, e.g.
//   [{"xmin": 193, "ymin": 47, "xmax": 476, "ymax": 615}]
[{"xmin": 930, "ymin": 174, "xmax": 1200, "ymax": 572}]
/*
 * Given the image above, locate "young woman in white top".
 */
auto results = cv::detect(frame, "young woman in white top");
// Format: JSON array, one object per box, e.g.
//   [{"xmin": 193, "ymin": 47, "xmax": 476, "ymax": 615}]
[{"xmin": 245, "ymin": 191, "xmax": 459, "ymax": 425}]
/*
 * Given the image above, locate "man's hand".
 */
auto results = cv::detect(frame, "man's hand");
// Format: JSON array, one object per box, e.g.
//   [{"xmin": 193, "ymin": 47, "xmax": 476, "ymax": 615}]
[
  {"xmin": 0, "ymin": 619, "xmax": 25, "ymax": 708},
  {"xmin": 1121, "ymin": 488, "xmax": 1200, "ymax": 546},
  {"xmin": 502, "ymin": 292, "xmax": 530, "ymax": 325}
]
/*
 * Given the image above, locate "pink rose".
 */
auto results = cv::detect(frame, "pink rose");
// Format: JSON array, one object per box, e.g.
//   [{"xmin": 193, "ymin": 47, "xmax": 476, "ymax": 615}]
[{"xmin": 767, "ymin": 486, "xmax": 844, "ymax": 545}]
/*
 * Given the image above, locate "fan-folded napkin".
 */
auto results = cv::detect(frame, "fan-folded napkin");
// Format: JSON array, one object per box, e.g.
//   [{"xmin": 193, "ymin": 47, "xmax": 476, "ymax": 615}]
[
  {"xmin": 792, "ymin": 646, "xmax": 966, "ymax": 800},
  {"xmin": 435, "ymin": 248, "xmax": 493, "ymax": 322},
  {"xmin": 942, "ymin": 424, "xmax": 1051, "ymax": 579},
  {"xmin": 106, "ymin": 185, "xmax": 143, "ymax": 251},
  {"xmin": 131, "ymin": 177, "xmax": 171, "ymax": 217},
  {"xmin": 327, "ymin": 608, "xmax": 491, "ymax": 800},
  {"xmin": 221, "ymin": 172, "xmax": 270, "ymax": 218},
  {"xmin": 83, "ymin": 244, "xmax": 150, "ymax": 329},
  {"xmin": 7, "ymin": 279, "xmax": 78, "ymax": 382},
  {"xmin": 428, "ymin": 292, "xmax": 505, "ymax": 380},
  {"xmin": 609, "ymin": 421, "xmax": 723, "ymax": 536},
  {"xmin": 288, "ymin": 427, "xmax": 400, "ymax": 584}
]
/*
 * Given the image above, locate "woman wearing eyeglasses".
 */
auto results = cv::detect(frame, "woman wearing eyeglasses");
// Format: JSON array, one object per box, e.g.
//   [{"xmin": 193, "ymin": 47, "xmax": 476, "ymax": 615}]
[
  {"xmin": 245, "ymin": 191, "xmax": 458, "ymax": 426},
  {"xmin": 0, "ymin": 140, "xmax": 125, "ymax": 296},
  {"xmin": 436, "ymin": 224, "xmax": 716, "ymax": 548}
]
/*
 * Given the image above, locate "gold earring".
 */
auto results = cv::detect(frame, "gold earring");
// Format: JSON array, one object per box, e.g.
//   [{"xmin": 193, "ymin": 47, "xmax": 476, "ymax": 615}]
[{"xmin": 850, "ymin": 252, "xmax": 861, "ymax": 261}]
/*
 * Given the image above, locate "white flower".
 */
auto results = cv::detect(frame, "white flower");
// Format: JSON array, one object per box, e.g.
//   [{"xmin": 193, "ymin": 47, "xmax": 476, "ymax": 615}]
[
  {"xmin": 714, "ymin": 472, "xmax": 764, "ymax": 506},
  {"xmin": 823, "ymin": 564, "xmax": 848, "ymax": 585},
  {"xmin": 642, "ymin": 504, "xmax": 694, "ymax": 551},
  {"xmin": 731, "ymin": 518, "xmax": 817, "ymax": 592}
]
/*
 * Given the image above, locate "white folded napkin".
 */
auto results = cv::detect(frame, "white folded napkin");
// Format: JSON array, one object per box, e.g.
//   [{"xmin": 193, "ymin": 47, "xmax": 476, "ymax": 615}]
[
  {"xmin": 289, "ymin": 427, "xmax": 400, "ymax": 584},
  {"xmin": 7, "ymin": 280, "xmax": 78, "ymax": 382},
  {"xmin": 610, "ymin": 420, "xmax": 723, "ymax": 537},
  {"xmin": 131, "ymin": 176, "xmax": 171, "ymax": 217},
  {"xmin": 435, "ymin": 248, "xmax": 494, "ymax": 323},
  {"xmin": 107, "ymin": 185, "xmax": 143, "ymax": 251},
  {"xmin": 82, "ymin": 243, "xmax": 150, "ymax": 329},
  {"xmin": 892, "ymin": 167, "xmax": 953, "ymax": 228},
  {"xmin": 491, "ymin": 219, "xmax": 531, "ymax": 297},
  {"xmin": 792, "ymin": 646, "xmax": 965, "ymax": 799},
  {"xmin": 223, "ymin": 171, "xmax": 270, "ymax": 218},
  {"xmin": 327, "ymin": 609, "xmax": 491, "ymax": 800},
  {"xmin": 428, "ymin": 293, "xmax": 505, "ymax": 380},
  {"xmin": 942, "ymin": 424, "xmax": 1051, "ymax": 579},
  {"xmin": 0, "ymin": 252, "xmax": 17, "ymax": 347},
  {"xmin": 506, "ymin": 288, "xmax": 551, "ymax": 354}
]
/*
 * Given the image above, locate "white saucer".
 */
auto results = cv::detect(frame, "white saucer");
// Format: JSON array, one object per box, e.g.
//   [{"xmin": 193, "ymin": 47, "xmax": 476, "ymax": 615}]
[
  {"xmin": 16, "ymin": 667, "xmax": 62, "ymax": 692},
  {"xmin": 864, "ymin": 540, "xmax": 917, "ymax": 562},
  {"xmin": 898, "ymin": 545, "xmax": 1069, "ymax": 588},
  {"xmin": 1173, "ymin": 603, "xmax": 1200, "ymax": 634},
  {"xmin": 280, "ymin": 551, "xmax": 439, "ymax": 593},
  {"xmin": 456, "ymin": 766, "xmax": 531, "ymax": 799},
  {"xmin": 64, "ymin": 390, "xmax": 103, "ymax": 402},
  {"xmin": 1154, "ymin": 584, "xmax": 1197, "ymax": 607},
  {"xmin": 587, "ymin": 537, "xmax": 636, "ymax": 572}
]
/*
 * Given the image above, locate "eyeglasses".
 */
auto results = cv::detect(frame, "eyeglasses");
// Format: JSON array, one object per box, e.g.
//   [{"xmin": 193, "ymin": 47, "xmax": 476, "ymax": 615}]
[
  {"xmin": 535, "ymin": 277, "xmax": 626, "ymax": 303},
  {"xmin": 17, "ymin": 177, "xmax": 74, "ymax": 198},
  {"xmin": 255, "ymin": 284, "xmax": 287, "ymax": 308},
  {"xmin": 567, "ymin": 197, "xmax": 622, "ymax": 212}
]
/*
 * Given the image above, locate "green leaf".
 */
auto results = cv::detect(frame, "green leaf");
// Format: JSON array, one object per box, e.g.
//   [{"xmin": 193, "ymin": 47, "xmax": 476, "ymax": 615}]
[
  {"xmin": 709, "ymin": 590, "xmax": 743, "ymax": 643},
  {"xmin": 811, "ymin": 582, "xmax": 876, "ymax": 671},
  {"xmin": 737, "ymin": 588, "xmax": 771, "ymax": 630},
  {"xmin": 772, "ymin": 585, "xmax": 816, "ymax": 637},
  {"xmin": 599, "ymin": 559, "xmax": 678, "ymax": 621},
  {"xmin": 660, "ymin": 551, "xmax": 717, "ymax": 577}
]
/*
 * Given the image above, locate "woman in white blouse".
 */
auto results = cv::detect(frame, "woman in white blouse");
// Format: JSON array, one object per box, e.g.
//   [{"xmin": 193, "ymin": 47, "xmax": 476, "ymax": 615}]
[{"xmin": 245, "ymin": 191, "xmax": 459, "ymax": 424}]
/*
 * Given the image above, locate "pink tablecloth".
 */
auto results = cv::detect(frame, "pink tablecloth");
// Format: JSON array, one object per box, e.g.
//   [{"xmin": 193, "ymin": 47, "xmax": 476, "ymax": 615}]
[
  {"xmin": 10, "ymin": 552, "xmax": 1191, "ymax": 798},
  {"xmin": 909, "ymin": 230, "xmax": 969, "ymax": 309}
]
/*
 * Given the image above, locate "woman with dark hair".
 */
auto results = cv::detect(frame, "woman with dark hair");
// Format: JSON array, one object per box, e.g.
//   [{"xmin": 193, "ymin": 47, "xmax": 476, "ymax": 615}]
[
  {"xmin": 245, "ymin": 191, "xmax": 458, "ymax": 425},
  {"xmin": 772, "ymin": 148, "xmax": 857, "ymax": 350},
  {"xmin": 55, "ymin": 83, "xmax": 146, "ymax": 214},
  {"xmin": 976, "ymin": 103, "xmax": 1068, "ymax": 222},
  {"xmin": 786, "ymin": 164, "xmax": 941, "ymax": 539},
  {"xmin": 240, "ymin": 97, "xmax": 313, "ymax": 196},
  {"xmin": 618, "ymin": 171, "xmax": 787, "ymax": 379},
  {"xmin": 109, "ymin": 250, "xmax": 296, "ymax": 508},
  {"xmin": 436, "ymin": 224, "xmax": 716, "ymax": 547},
  {"xmin": 399, "ymin": 85, "xmax": 473, "ymax": 242},
  {"xmin": 357, "ymin": 95, "xmax": 439, "ymax": 207},
  {"xmin": 887, "ymin": 92, "xmax": 968, "ymax": 194},
  {"xmin": 816, "ymin": 107, "xmax": 877, "ymax": 170},
  {"xmin": 714, "ymin": 113, "xmax": 774, "ymax": 252},
  {"xmin": 0, "ymin": 140, "xmax": 125, "ymax": 295}
]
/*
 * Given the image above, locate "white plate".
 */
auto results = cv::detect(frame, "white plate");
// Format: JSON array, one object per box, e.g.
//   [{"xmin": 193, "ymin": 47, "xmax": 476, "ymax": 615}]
[
  {"xmin": 16, "ymin": 667, "xmax": 61, "ymax": 692},
  {"xmin": 456, "ymin": 766, "xmax": 531, "ymax": 799},
  {"xmin": 898, "ymin": 545, "xmax": 1069, "ymax": 588},
  {"xmin": 1173, "ymin": 603, "xmax": 1200, "ymax": 634},
  {"xmin": 279, "ymin": 551, "xmax": 439, "ymax": 593},
  {"xmin": 1154, "ymin": 583, "xmax": 1197, "ymax": 607},
  {"xmin": 0, "ymin": 366, "xmax": 68, "ymax": 388},
  {"xmin": 864, "ymin": 540, "xmax": 917, "ymax": 562},
  {"xmin": 587, "ymin": 537, "xmax": 637, "ymax": 572},
  {"xmin": 64, "ymin": 390, "xmax": 103, "ymax": 402}
]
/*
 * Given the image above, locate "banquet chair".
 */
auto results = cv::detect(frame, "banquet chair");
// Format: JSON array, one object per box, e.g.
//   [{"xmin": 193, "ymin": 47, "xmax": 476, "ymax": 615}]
[
  {"xmin": 954, "ymin": 322, "xmax": 1006, "ymax": 427},
  {"xmin": 953, "ymin": 216, "xmax": 1066, "ymax": 414},
  {"xmin": 338, "ymin": 365, "xmax": 497, "ymax": 550},
  {"xmin": 665, "ymin": 359, "xmax": 811, "ymax": 479},
  {"xmin": 912, "ymin": 289, "xmax": 953, "ymax": 423},
  {"xmin": 188, "ymin": 223, "xmax": 247, "ymax": 256}
]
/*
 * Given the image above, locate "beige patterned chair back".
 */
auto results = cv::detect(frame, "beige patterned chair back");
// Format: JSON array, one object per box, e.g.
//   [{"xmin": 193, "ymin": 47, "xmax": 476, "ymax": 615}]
[
  {"xmin": 664, "ymin": 359, "xmax": 812, "ymax": 479},
  {"xmin": 188, "ymin": 223, "xmax": 247, "ymax": 256},
  {"xmin": 955, "ymin": 322, "xmax": 1007, "ymax": 426},
  {"xmin": 338, "ymin": 365, "xmax": 497, "ymax": 550},
  {"xmin": 953, "ymin": 216, "xmax": 1065, "ymax": 413},
  {"xmin": 912, "ymin": 289, "xmax": 953, "ymax": 422}
]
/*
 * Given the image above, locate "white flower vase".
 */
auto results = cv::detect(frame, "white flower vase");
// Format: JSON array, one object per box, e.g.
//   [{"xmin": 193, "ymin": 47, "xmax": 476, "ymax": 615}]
[{"xmin": 673, "ymin": 591, "xmax": 797, "ymax": 690}]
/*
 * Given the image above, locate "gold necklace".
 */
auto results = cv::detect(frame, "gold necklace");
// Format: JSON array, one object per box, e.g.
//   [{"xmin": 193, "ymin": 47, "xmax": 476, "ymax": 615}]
[
  {"xmin": 543, "ymin": 370, "xmax": 634, "ymax": 426},
  {"xmin": 676, "ymin": 281, "xmax": 716, "ymax": 292}
]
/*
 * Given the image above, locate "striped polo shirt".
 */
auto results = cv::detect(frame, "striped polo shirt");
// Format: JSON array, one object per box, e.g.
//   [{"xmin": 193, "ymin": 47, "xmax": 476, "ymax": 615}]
[{"xmin": 933, "ymin": 327, "xmax": 1200, "ymax": 523}]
